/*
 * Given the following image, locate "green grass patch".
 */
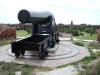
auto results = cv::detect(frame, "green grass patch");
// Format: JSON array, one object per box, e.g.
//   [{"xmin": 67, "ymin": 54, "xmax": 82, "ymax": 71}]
[
  {"xmin": 0, "ymin": 62, "xmax": 52, "ymax": 73},
  {"xmin": 77, "ymin": 42, "xmax": 100, "ymax": 75},
  {"xmin": 0, "ymin": 40, "xmax": 10, "ymax": 46},
  {"xmin": 88, "ymin": 47, "xmax": 96, "ymax": 58},
  {"xmin": 95, "ymin": 52, "xmax": 100, "ymax": 58},
  {"xmin": 88, "ymin": 42, "xmax": 100, "ymax": 49},
  {"xmin": 21, "ymin": 72, "xmax": 34, "ymax": 75},
  {"xmin": 16, "ymin": 30, "xmax": 30, "ymax": 37},
  {"xmin": 78, "ymin": 61, "xmax": 100, "ymax": 75},
  {"xmin": 75, "ymin": 33, "xmax": 97, "ymax": 40},
  {"xmin": 73, "ymin": 41, "xmax": 84, "ymax": 46},
  {"xmin": 88, "ymin": 42, "xmax": 100, "ymax": 58}
]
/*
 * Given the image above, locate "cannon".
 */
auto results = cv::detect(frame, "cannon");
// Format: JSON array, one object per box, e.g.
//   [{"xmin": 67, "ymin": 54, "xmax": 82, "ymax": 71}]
[{"xmin": 11, "ymin": 9, "xmax": 60, "ymax": 59}]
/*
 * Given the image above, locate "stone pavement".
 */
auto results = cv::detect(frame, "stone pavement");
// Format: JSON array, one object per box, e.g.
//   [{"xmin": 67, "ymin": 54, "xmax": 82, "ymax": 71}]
[{"xmin": 0, "ymin": 41, "xmax": 90, "ymax": 68}]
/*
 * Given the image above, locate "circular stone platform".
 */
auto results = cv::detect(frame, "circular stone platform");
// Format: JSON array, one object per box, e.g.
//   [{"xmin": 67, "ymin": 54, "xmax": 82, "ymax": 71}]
[
  {"xmin": 8, "ymin": 41, "xmax": 79, "ymax": 60},
  {"xmin": 0, "ymin": 40, "xmax": 90, "ymax": 68}
]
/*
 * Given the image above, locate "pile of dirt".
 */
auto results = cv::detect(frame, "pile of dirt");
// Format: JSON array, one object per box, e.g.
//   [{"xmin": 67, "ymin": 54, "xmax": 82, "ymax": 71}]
[{"xmin": 0, "ymin": 26, "xmax": 16, "ymax": 40}]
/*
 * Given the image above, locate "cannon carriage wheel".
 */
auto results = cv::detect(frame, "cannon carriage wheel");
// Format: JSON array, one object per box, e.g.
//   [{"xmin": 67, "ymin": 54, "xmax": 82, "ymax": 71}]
[
  {"xmin": 15, "ymin": 51, "xmax": 20, "ymax": 58},
  {"xmin": 15, "ymin": 49, "xmax": 25, "ymax": 58},
  {"xmin": 39, "ymin": 42, "xmax": 48, "ymax": 59},
  {"xmin": 21, "ymin": 49, "xmax": 25, "ymax": 56}
]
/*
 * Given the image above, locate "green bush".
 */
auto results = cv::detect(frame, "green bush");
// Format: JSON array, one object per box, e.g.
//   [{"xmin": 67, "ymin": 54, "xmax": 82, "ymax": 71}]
[
  {"xmin": 71, "ymin": 30, "xmax": 80, "ymax": 36},
  {"xmin": 80, "ymin": 32, "xmax": 84, "ymax": 36}
]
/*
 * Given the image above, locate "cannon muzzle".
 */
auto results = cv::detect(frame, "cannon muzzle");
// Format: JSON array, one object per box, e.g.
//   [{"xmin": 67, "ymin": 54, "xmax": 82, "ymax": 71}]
[{"xmin": 18, "ymin": 9, "xmax": 53, "ymax": 24}]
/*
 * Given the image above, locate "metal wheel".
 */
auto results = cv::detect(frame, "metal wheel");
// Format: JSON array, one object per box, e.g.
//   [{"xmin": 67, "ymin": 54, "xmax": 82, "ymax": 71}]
[
  {"xmin": 44, "ymin": 50, "xmax": 48, "ymax": 57},
  {"xmin": 39, "ymin": 52, "xmax": 45, "ymax": 59},
  {"xmin": 56, "ymin": 39, "xmax": 60, "ymax": 43},
  {"xmin": 21, "ymin": 49, "xmax": 25, "ymax": 56},
  {"xmin": 50, "ymin": 41, "xmax": 55, "ymax": 48},
  {"xmin": 15, "ymin": 52, "xmax": 20, "ymax": 58},
  {"xmin": 39, "ymin": 44, "xmax": 46, "ymax": 59}
]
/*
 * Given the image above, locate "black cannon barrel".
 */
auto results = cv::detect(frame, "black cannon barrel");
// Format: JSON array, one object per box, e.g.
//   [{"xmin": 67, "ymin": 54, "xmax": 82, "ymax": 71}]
[{"xmin": 18, "ymin": 9, "xmax": 54, "ymax": 23}]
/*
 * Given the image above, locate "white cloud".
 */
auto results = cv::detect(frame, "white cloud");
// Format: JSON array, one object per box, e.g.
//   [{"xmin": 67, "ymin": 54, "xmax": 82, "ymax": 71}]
[{"xmin": 0, "ymin": 0, "xmax": 100, "ymax": 24}]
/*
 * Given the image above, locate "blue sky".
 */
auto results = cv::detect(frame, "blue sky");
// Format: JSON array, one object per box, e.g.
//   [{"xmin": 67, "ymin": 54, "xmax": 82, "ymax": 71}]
[{"xmin": 0, "ymin": 0, "xmax": 100, "ymax": 24}]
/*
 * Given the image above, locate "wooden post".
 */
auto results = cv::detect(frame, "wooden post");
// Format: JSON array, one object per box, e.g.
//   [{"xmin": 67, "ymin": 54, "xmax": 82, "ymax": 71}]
[{"xmin": 97, "ymin": 29, "xmax": 100, "ymax": 42}]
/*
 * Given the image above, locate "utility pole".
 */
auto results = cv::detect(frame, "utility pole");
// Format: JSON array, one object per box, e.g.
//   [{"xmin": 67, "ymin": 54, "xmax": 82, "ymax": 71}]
[{"xmin": 70, "ymin": 20, "xmax": 73, "ymax": 41}]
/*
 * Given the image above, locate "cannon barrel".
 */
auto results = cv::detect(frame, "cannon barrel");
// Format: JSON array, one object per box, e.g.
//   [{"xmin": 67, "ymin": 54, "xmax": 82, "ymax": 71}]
[{"xmin": 18, "ymin": 9, "xmax": 54, "ymax": 24}]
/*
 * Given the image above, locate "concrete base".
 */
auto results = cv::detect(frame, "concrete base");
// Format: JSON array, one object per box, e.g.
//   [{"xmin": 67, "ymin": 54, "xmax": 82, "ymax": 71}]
[
  {"xmin": 0, "ymin": 41, "xmax": 90, "ymax": 68},
  {"xmin": 8, "ymin": 41, "xmax": 79, "ymax": 60}
]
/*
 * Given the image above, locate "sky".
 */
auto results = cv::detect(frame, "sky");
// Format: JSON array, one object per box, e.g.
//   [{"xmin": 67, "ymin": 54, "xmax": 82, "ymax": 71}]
[{"xmin": 0, "ymin": 0, "xmax": 100, "ymax": 24}]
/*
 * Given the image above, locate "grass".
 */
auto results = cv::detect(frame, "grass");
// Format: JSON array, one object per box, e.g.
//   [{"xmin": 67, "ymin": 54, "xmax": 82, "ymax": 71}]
[
  {"xmin": 0, "ymin": 40, "xmax": 10, "ymax": 46},
  {"xmin": 0, "ymin": 71, "xmax": 34, "ymax": 75},
  {"xmin": 16, "ymin": 30, "xmax": 30, "ymax": 37},
  {"xmin": 75, "ymin": 33, "xmax": 97, "ymax": 40},
  {"xmin": 87, "ymin": 42, "xmax": 100, "ymax": 58},
  {"xmin": 72, "ymin": 41, "xmax": 84, "ymax": 46},
  {"xmin": 21, "ymin": 72, "xmax": 34, "ymax": 75},
  {"xmin": 56, "ymin": 56, "xmax": 96, "ymax": 68},
  {"xmin": 77, "ymin": 42, "xmax": 100, "ymax": 75},
  {"xmin": 0, "ymin": 62, "xmax": 52, "ymax": 74},
  {"xmin": 57, "ymin": 46, "xmax": 97, "ymax": 75},
  {"xmin": 88, "ymin": 42, "xmax": 100, "ymax": 49},
  {"xmin": 78, "ymin": 61, "xmax": 100, "ymax": 75},
  {"xmin": 95, "ymin": 52, "xmax": 100, "ymax": 58}
]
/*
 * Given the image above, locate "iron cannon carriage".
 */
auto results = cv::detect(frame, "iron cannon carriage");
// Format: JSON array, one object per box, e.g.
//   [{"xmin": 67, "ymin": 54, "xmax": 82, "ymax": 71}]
[{"xmin": 11, "ymin": 9, "xmax": 59, "ymax": 59}]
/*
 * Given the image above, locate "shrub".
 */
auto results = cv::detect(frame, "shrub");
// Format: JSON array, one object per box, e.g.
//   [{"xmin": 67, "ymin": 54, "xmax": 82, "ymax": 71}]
[
  {"xmin": 80, "ymin": 32, "xmax": 84, "ymax": 36},
  {"xmin": 71, "ymin": 30, "xmax": 80, "ymax": 36}
]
